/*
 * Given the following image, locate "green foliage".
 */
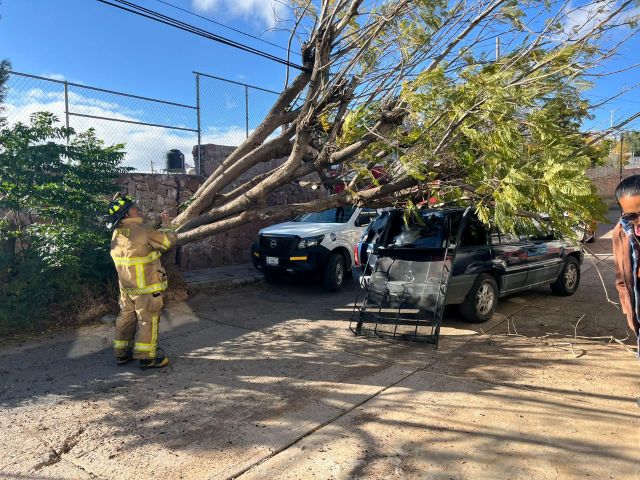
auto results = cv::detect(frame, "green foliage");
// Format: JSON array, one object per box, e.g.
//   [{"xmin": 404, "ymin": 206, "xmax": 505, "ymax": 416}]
[
  {"xmin": 0, "ymin": 59, "xmax": 10, "ymax": 106},
  {"xmin": 0, "ymin": 112, "xmax": 128, "ymax": 332},
  {"xmin": 627, "ymin": 131, "xmax": 640, "ymax": 157},
  {"xmin": 341, "ymin": 20, "xmax": 608, "ymax": 240}
]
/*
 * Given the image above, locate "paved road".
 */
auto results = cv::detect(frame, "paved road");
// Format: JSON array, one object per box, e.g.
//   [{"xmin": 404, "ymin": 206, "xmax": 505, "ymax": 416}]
[{"xmin": 0, "ymin": 226, "xmax": 638, "ymax": 479}]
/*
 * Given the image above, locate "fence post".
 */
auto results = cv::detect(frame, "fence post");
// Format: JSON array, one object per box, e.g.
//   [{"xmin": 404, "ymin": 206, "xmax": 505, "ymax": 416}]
[
  {"xmin": 196, "ymin": 73, "xmax": 202, "ymax": 175},
  {"xmin": 64, "ymin": 81, "xmax": 70, "ymax": 143},
  {"xmin": 245, "ymin": 84, "xmax": 249, "ymax": 138}
]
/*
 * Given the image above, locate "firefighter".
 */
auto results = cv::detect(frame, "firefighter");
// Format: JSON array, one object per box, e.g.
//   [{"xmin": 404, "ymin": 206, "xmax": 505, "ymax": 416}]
[{"xmin": 105, "ymin": 193, "xmax": 177, "ymax": 369}]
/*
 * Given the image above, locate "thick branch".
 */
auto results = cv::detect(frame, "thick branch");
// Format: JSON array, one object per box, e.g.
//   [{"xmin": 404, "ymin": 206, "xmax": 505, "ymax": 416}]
[
  {"xmin": 326, "ymin": 106, "xmax": 406, "ymax": 165},
  {"xmin": 177, "ymin": 175, "xmax": 419, "ymax": 245},
  {"xmin": 174, "ymin": 71, "xmax": 311, "ymax": 224},
  {"xmin": 211, "ymin": 164, "xmax": 288, "ymax": 208},
  {"xmin": 177, "ymin": 124, "xmax": 296, "ymax": 233}
]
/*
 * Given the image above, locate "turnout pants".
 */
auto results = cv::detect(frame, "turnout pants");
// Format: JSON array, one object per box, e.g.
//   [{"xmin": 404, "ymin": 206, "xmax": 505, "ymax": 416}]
[{"xmin": 113, "ymin": 291, "xmax": 164, "ymax": 360}]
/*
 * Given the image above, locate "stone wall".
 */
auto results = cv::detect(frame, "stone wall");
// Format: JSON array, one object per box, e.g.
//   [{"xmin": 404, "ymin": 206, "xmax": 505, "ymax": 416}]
[
  {"xmin": 196, "ymin": 144, "xmax": 316, "ymax": 189},
  {"xmin": 118, "ymin": 144, "xmax": 325, "ymax": 270}
]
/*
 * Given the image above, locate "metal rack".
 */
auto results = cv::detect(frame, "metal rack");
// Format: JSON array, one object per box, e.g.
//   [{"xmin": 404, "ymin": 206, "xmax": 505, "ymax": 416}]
[{"xmin": 350, "ymin": 234, "xmax": 454, "ymax": 348}]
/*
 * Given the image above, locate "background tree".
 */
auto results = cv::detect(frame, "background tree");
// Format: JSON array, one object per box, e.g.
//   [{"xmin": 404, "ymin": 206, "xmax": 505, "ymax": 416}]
[
  {"xmin": 607, "ymin": 134, "xmax": 635, "ymax": 166},
  {"xmin": 169, "ymin": 0, "xmax": 639, "ymax": 243},
  {"xmin": 627, "ymin": 131, "xmax": 640, "ymax": 157},
  {"xmin": 0, "ymin": 59, "xmax": 10, "ymax": 106}
]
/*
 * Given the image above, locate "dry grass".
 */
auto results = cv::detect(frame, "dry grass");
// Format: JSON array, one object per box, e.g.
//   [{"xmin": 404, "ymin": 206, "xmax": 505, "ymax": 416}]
[
  {"xmin": 0, "ymin": 282, "xmax": 119, "ymax": 344},
  {"xmin": 1, "ymin": 253, "xmax": 188, "ymax": 344}
]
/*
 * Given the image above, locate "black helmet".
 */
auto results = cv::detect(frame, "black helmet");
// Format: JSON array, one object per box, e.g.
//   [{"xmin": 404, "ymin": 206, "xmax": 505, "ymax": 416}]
[{"xmin": 105, "ymin": 193, "xmax": 136, "ymax": 230}]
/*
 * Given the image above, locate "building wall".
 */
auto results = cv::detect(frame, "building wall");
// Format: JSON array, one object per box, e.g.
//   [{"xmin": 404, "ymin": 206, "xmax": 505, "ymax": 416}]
[
  {"xmin": 587, "ymin": 167, "xmax": 640, "ymax": 199},
  {"xmin": 119, "ymin": 144, "xmax": 325, "ymax": 270}
]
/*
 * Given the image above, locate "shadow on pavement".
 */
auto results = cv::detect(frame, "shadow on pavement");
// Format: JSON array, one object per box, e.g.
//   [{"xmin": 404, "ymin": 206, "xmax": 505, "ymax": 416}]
[{"xmin": 0, "ymin": 227, "xmax": 638, "ymax": 479}]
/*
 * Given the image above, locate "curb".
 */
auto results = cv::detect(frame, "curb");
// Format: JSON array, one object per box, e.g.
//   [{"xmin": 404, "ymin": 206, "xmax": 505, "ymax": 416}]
[{"xmin": 186, "ymin": 274, "xmax": 264, "ymax": 295}]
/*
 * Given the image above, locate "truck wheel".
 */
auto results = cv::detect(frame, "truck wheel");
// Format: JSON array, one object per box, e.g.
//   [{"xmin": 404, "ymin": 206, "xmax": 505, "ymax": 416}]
[
  {"xmin": 323, "ymin": 253, "xmax": 345, "ymax": 292},
  {"xmin": 550, "ymin": 256, "xmax": 580, "ymax": 296},
  {"xmin": 459, "ymin": 274, "xmax": 498, "ymax": 323}
]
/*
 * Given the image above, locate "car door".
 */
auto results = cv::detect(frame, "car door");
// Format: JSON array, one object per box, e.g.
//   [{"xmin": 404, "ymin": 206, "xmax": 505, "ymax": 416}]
[
  {"xmin": 447, "ymin": 213, "xmax": 492, "ymax": 304},
  {"xmin": 345, "ymin": 207, "xmax": 364, "ymax": 245},
  {"xmin": 492, "ymin": 230, "xmax": 529, "ymax": 294},
  {"xmin": 524, "ymin": 233, "xmax": 565, "ymax": 285}
]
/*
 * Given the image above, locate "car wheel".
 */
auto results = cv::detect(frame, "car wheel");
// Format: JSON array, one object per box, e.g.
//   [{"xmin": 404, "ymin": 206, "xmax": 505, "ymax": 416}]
[
  {"xmin": 459, "ymin": 274, "xmax": 498, "ymax": 323},
  {"xmin": 550, "ymin": 256, "xmax": 580, "ymax": 296},
  {"xmin": 323, "ymin": 252, "xmax": 346, "ymax": 292}
]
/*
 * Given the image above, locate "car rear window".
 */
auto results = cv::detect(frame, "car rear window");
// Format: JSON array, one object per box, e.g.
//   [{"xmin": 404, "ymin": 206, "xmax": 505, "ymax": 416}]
[{"xmin": 389, "ymin": 211, "xmax": 451, "ymax": 248}]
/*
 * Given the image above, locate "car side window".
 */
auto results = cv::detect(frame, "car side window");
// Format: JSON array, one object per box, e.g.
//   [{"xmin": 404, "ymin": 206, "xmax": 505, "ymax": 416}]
[
  {"xmin": 490, "ymin": 225, "xmax": 501, "ymax": 245},
  {"xmin": 362, "ymin": 211, "xmax": 390, "ymax": 244},
  {"xmin": 356, "ymin": 208, "xmax": 379, "ymax": 227},
  {"xmin": 460, "ymin": 216, "xmax": 489, "ymax": 247},
  {"xmin": 499, "ymin": 231, "xmax": 520, "ymax": 243},
  {"xmin": 362, "ymin": 208, "xmax": 378, "ymax": 220},
  {"xmin": 448, "ymin": 213, "xmax": 462, "ymax": 246},
  {"xmin": 385, "ymin": 213, "xmax": 406, "ymax": 246},
  {"xmin": 520, "ymin": 221, "xmax": 555, "ymax": 242},
  {"xmin": 529, "ymin": 229, "xmax": 555, "ymax": 242}
]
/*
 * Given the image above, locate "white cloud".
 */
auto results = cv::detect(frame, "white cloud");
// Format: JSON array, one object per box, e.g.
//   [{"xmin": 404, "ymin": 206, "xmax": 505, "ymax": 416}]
[
  {"xmin": 40, "ymin": 73, "xmax": 85, "ymax": 85},
  {"xmin": 3, "ymin": 87, "xmax": 247, "ymax": 172},
  {"xmin": 203, "ymin": 125, "xmax": 248, "ymax": 146},
  {"xmin": 41, "ymin": 73, "xmax": 66, "ymax": 81},
  {"xmin": 562, "ymin": 1, "xmax": 639, "ymax": 39},
  {"xmin": 192, "ymin": 0, "xmax": 286, "ymax": 28}
]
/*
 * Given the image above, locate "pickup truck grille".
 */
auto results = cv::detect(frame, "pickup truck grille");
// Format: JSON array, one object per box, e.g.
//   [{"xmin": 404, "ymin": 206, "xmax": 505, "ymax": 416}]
[{"xmin": 259, "ymin": 235, "xmax": 297, "ymax": 256}]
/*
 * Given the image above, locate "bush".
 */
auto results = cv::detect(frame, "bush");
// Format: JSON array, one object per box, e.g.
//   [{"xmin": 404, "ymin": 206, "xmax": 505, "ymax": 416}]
[{"xmin": 0, "ymin": 112, "xmax": 129, "ymax": 334}]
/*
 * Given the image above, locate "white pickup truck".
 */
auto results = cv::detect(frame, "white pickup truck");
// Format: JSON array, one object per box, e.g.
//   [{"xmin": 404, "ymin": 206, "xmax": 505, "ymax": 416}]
[{"xmin": 251, "ymin": 207, "xmax": 378, "ymax": 291}]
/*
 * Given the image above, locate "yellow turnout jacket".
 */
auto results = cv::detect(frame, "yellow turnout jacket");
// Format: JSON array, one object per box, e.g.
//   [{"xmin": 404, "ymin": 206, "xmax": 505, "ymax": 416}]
[{"xmin": 110, "ymin": 217, "xmax": 178, "ymax": 295}]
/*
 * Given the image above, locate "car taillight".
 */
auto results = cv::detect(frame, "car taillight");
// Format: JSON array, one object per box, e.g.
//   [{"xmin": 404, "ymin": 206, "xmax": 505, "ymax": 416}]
[{"xmin": 354, "ymin": 243, "xmax": 360, "ymax": 266}]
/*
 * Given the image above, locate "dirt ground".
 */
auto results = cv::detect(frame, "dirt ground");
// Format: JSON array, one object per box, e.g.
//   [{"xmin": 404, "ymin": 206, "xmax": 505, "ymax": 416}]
[{"xmin": 0, "ymin": 221, "xmax": 638, "ymax": 480}]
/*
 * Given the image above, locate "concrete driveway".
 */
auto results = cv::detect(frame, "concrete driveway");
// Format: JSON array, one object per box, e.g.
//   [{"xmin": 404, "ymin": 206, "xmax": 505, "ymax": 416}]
[{"xmin": 0, "ymin": 226, "xmax": 638, "ymax": 480}]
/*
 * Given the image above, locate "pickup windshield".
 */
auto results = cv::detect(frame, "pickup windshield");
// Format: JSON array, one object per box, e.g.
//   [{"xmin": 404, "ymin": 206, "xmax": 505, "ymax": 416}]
[{"xmin": 293, "ymin": 207, "xmax": 356, "ymax": 223}]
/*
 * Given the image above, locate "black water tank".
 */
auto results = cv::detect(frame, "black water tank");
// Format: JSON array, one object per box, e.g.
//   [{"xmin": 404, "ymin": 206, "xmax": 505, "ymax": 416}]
[{"xmin": 165, "ymin": 149, "xmax": 185, "ymax": 172}]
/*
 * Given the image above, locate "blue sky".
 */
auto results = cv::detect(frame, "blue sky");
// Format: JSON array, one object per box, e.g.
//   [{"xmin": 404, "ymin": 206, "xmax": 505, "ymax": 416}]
[
  {"xmin": 0, "ymin": 0, "xmax": 639, "ymax": 170},
  {"xmin": 0, "ymin": 0, "xmax": 293, "ymax": 98},
  {"xmin": 0, "ymin": 0, "xmax": 294, "ymax": 169}
]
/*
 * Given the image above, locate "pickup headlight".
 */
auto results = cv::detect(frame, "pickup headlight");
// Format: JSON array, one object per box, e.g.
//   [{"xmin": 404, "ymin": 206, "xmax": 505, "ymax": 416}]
[{"xmin": 297, "ymin": 235, "xmax": 324, "ymax": 249}]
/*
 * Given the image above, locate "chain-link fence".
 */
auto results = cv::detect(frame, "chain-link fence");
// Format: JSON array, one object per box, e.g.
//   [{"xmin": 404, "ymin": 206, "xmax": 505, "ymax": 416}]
[
  {"xmin": 4, "ymin": 71, "xmax": 282, "ymax": 173},
  {"xmin": 5, "ymin": 71, "xmax": 200, "ymax": 172},
  {"xmin": 195, "ymin": 71, "xmax": 280, "ymax": 151}
]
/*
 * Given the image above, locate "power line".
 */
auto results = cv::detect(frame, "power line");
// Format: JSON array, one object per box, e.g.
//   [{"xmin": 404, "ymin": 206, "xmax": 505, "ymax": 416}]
[
  {"xmin": 95, "ymin": 0, "xmax": 309, "ymax": 72},
  {"xmin": 154, "ymin": 0, "xmax": 301, "ymax": 58},
  {"xmin": 98, "ymin": 0, "xmax": 306, "ymax": 70}
]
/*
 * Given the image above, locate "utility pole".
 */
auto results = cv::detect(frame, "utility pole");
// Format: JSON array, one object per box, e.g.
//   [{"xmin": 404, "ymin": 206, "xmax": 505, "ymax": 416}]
[
  {"xmin": 495, "ymin": 37, "xmax": 501, "ymax": 61},
  {"xmin": 619, "ymin": 132, "xmax": 624, "ymax": 182}
]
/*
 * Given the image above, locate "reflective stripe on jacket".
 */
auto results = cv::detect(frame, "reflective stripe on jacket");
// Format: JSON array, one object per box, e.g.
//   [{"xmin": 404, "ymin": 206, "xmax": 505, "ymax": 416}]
[{"xmin": 110, "ymin": 217, "xmax": 178, "ymax": 295}]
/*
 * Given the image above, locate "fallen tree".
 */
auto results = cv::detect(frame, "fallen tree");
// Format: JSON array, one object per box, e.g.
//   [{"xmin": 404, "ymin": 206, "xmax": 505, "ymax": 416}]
[{"xmin": 173, "ymin": 0, "xmax": 640, "ymax": 244}]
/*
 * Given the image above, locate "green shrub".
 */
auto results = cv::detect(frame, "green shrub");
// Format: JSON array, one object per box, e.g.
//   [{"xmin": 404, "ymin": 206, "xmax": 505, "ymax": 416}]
[{"xmin": 0, "ymin": 112, "xmax": 129, "ymax": 334}]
